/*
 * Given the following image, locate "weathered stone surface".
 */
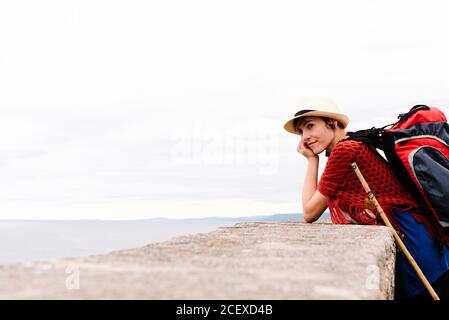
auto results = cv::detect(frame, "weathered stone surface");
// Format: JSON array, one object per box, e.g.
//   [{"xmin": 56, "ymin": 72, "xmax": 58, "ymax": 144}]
[{"xmin": 0, "ymin": 222, "xmax": 396, "ymax": 299}]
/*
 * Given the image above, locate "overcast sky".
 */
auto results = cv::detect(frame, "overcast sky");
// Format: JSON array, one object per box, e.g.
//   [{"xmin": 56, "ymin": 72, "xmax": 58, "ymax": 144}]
[{"xmin": 1, "ymin": 0, "xmax": 449, "ymax": 219}]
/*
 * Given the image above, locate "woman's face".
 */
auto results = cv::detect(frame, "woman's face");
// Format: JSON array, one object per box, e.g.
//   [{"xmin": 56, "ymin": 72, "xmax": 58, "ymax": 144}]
[{"xmin": 299, "ymin": 117, "xmax": 336, "ymax": 154}]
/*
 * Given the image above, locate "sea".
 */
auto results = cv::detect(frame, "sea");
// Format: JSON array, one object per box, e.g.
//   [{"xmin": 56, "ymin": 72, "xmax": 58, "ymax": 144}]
[{"xmin": 0, "ymin": 213, "xmax": 329, "ymax": 265}]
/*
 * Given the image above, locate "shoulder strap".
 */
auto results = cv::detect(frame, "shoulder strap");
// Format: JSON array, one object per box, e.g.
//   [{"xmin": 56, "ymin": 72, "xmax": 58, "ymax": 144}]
[
  {"xmin": 346, "ymin": 127, "xmax": 385, "ymax": 150},
  {"xmin": 397, "ymin": 105, "xmax": 430, "ymax": 121}
]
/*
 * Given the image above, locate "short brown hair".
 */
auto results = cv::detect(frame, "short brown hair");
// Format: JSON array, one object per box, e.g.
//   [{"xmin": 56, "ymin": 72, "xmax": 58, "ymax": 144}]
[{"xmin": 293, "ymin": 117, "xmax": 344, "ymax": 135}]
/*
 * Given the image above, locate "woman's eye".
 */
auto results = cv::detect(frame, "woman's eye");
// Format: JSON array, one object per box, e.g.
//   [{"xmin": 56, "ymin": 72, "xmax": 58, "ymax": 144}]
[{"xmin": 307, "ymin": 124, "xmax": 313, "ymax": 129}]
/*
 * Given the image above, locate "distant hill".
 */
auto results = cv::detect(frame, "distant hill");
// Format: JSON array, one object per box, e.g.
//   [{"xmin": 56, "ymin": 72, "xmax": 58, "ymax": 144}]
[
  {"xmin": 161, "ymin": 211, "xmax": 331, "ymax": 223},
  {"xmin": 243, "ymin": 212, "xmax": 331, "ymax": 222}
]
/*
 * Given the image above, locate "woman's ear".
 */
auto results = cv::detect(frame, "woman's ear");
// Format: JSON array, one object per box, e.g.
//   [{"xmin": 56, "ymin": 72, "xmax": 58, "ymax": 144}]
[{"xmin": 329, "ymin": 119, "xmax": 338, "ymax": 130}]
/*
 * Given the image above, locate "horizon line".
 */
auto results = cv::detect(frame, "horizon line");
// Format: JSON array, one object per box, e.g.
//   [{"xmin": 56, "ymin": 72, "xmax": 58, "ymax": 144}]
[{"xmin": 0, "ymin": 212, "xmax": 307, "ymax": 222}]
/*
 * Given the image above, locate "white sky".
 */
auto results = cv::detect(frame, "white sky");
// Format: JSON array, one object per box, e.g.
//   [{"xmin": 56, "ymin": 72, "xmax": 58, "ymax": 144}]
[{"xmin": 1, "ymin": 0, "xmax": 449, "ymax": 219}]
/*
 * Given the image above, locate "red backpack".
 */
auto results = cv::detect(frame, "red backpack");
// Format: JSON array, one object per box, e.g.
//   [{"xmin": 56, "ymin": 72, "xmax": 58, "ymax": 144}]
[{"xmin": 347, "ymin": 105, "xmax": 449, "ymax": 228}]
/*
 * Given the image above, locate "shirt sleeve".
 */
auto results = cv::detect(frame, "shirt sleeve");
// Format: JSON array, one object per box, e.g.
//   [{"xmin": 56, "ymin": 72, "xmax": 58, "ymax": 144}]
[{"xmin": 317, "ymin": 140, "xmax": 361, "ymax": 198}]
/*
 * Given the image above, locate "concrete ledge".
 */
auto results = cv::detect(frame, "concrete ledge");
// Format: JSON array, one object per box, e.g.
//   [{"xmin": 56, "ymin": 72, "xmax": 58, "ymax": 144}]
[{"xmin": 0, "ymin": 222, "xmax": 396, "ymax": 299}]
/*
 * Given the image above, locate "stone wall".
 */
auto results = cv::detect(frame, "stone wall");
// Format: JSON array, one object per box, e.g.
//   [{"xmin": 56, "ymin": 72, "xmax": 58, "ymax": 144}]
[{"xmin": 0, "ymin": 222, "xmax": 396, "ymax": 299}]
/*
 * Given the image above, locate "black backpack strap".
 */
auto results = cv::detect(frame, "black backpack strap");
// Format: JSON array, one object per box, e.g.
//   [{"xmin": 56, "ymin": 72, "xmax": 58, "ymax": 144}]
[
  {"xmin": 397, "ymin": 105, "xmax": 430, "ymax": 121},
  {"xmin": 346, "ymin": 127, "xmax": 385, "ymax": 150}
]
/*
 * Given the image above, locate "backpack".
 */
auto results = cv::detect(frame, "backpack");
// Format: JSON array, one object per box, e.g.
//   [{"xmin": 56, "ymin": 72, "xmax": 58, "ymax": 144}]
[{"xmin": 346, "ymin": 105, "xmax": 449, "ymax": 228}]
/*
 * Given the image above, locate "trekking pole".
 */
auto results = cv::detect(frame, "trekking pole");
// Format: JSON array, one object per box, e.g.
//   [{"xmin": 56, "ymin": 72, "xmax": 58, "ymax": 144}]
[{"xmin": 351, "ymin": 162, "xmax": 440, "ymax": 300}]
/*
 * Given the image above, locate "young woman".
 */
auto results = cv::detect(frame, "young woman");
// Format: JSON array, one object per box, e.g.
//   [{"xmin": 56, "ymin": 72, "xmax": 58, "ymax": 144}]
[{"xmin": 283, "ymin": 97, "xmax": 449, "ymax": 300}]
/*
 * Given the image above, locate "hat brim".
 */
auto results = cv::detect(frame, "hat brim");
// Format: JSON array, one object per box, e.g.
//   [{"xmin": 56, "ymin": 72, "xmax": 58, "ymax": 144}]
[{"xmin": 284, "ymin": 110, "xmax": 349, "ymax": 135}]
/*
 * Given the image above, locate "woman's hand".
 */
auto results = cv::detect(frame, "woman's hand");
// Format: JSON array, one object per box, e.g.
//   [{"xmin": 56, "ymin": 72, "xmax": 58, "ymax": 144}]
[{"xmin": 297, "ymin": 139, "xmax": 317, "ymax": 159}]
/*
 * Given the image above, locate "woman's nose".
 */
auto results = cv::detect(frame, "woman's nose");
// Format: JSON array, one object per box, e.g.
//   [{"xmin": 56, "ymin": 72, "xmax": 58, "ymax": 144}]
[{"xmin": 302, "ymin": 131, "xmax": 310, "ymax": 141}]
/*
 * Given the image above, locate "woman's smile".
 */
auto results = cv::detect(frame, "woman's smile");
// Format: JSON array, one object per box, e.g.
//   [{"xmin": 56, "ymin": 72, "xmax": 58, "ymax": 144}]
[{"xmin": 307, "ymin": 141, "xmax": 318, "ymax": 148}]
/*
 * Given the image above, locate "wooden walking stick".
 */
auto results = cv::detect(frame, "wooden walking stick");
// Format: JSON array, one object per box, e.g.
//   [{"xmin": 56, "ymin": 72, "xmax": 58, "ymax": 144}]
[{"xmin": 351, "ymin": 162, "xmax": 440, "ymax": 300}]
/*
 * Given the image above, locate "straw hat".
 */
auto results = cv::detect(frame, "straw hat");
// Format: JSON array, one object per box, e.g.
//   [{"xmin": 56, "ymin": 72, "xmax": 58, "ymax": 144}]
[{"xmin": 283, "ymin": 96, "xmax": 349, "ymax": 135}]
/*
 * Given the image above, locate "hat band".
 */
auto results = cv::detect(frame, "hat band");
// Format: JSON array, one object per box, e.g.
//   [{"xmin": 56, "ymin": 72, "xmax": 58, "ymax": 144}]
[{"xmin": 294, "ymin": 109, "xmax": 315, "ymax": 117}]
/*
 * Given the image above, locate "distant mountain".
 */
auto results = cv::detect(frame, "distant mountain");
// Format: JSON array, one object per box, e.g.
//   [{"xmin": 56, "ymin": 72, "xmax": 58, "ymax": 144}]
[
  {"xmin": 238, "ymin": 213, "xmax": 303, "ymax": 222},
  {"xmin": 159, "ymin": 211, "xmax": 331, "ymax": 223},
  {"xmin": 245, "ymin": 212, "xmax": 330, "ymax": 222}
]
